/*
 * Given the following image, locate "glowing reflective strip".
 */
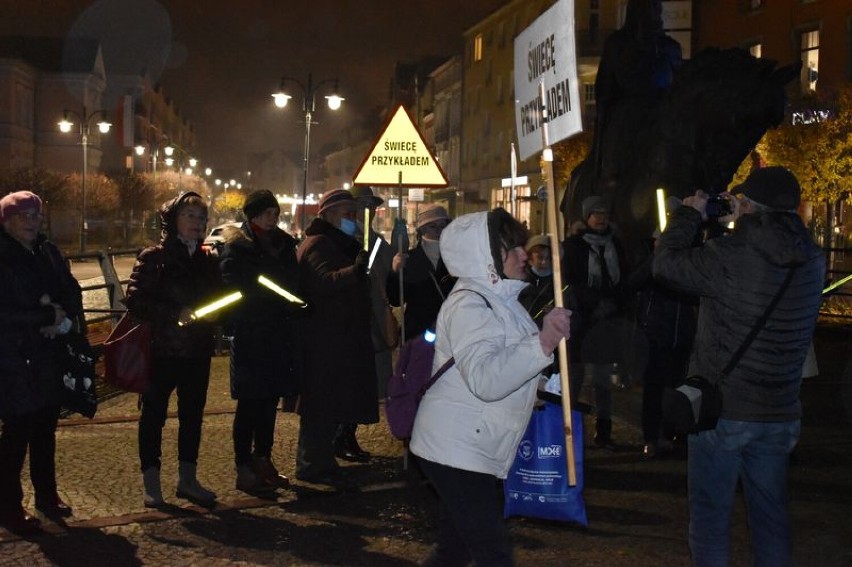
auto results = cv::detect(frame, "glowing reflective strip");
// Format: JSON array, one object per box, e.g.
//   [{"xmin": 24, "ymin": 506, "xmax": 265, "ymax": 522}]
[
  {"xmin": 823, "ymin": 273, "xmax": 852, "ymax": 295},
  {"xmin": 257, "ymin": 275, "xmax": 306, "ymax": 305},
  {"xmin": 364, "ymin": 208, "xmax": 371, "ymax": 251},
  {"xmin": 367, "ymin": 237, "xmax": 381, "ymax": 271},
  {"xmin": 193, "ymin": 291, "xmax": 243, "ymax": 319},
  {"xmin": 656, "ymin": 188, "xmax": 667, "ymax": 231}
]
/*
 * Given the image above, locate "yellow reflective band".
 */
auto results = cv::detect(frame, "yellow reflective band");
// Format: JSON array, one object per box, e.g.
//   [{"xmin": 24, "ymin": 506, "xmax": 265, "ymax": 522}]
[
  {"xmin": 823, "ymin": 273, "xmax": 852, "ymax": 295},
  {"xmin": 656, "ymin": 188, "xmax": 667, "ymax": 231},
  {"xmin": 192, "ymin": 291, "xmax": 243, "ymax": 320},
  {"xmin": 364, "ymin": 208, "xmax": 370, "ymax": 251},
  {"xmin": 257, "ymin": 275, "xmax": 306, "ymax": 306}
]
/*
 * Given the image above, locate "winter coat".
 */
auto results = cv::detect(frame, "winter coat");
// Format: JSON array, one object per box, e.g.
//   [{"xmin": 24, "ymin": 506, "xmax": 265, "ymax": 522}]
[
  {"xmin": 297, "ymin": 217, "xmax": 378, "ymax": 423},
  {"xmin": 409, "ymin": 212, "xmax": 554, "ymax": 479},
  {"xmin": 364, "ymin": 230, "xmax": 396, "ymax": 352},
  {"xmin": 0, "ymin": 229, "xmax": 83, "ymax": 418},
  {"xmin": 125, "ymin": 237, "xmax": 221, "ymax": 359},
  {"xmin": 220, "ymin": 223, "xmax": 302, "ymax": 399},
  {"xmin": 386, "ymin": 243, "xmax": 456, "ymax": 341},
  {"xmin": 653, "ymin": 206, "xmax": 825, "ymax": 422},
  {"xmin": 562, "ymin": 228, "xmax": 632, "ymax": 360}
]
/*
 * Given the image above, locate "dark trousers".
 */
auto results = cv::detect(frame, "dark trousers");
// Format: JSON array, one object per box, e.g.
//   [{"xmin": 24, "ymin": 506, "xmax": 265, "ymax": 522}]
[
  {"xmin": 233, "ymin": 397, "xmax": 279, "ymax": 465},
  {"xmin": 417, "ymin": 457, "xmax": 514, "ymax": 567},
  {"xmin": 0, "ymin": 405, "xmax": 60, "ymax": 512},
  {"xmin": 642, "ymin": 342, "xmax": 690, "ymax": 443},
  {"xmin": 138, "ymin": 356, "xmax": 211, "ymax": 471},
  {"xmin": 296, "ymin": 414, "xmax": 340, "ymax": 479}
]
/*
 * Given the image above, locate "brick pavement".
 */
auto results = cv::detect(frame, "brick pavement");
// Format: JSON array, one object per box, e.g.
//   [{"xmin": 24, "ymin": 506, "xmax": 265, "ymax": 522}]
[{"xmin": 0, "ymin": 333, "xmax": 850, "ymax": 566}]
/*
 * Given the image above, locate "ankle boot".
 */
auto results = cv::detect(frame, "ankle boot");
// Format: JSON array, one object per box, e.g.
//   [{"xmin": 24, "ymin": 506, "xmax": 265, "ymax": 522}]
[
  {"xmin": 236, "ymin": 463, "xmax": 275, "ymax": 495},
  {"xmin": 0, "ymin": 506, "xmax": 42, "ymax": 535},
  {"xmin": 253, "ymin": 455, "xmax": 290, "ymax": 489},
  {"xmin": 594, "ymin": 418, "xmax": 613, "ymax": 447},
  {"xmin": 176, "ymin": 461, "xmax": 216, "ymax": 505},
  {"xmin": 142, "ymin": 467, "xmax": 164, "ymax": 508},
  {"xmin": 346, "ymin": 425, "xmax": 371, "ymax": 461}
]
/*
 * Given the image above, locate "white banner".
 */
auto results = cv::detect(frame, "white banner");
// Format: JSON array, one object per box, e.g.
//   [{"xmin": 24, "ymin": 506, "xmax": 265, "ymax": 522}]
[{"xmin": 514, "ymin": 0, "xmax": 582, "ymax": 160}]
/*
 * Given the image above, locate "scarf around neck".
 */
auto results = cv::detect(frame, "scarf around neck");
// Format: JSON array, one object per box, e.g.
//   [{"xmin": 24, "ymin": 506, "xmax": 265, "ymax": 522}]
[{"xmin": 582, "ymin": 231, "xmax": 620, "ymax": 289}]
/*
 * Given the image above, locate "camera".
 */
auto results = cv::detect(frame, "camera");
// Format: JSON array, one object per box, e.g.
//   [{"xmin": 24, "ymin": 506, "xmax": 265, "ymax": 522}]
[{"xmin": 705, "ymin": 194, "xmax": 733, "ymax": 218}]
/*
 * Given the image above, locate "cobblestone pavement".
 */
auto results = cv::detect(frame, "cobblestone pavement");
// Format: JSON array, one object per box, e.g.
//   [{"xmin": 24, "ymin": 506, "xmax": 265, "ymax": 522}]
[{"xmin": 1, "ymin": 325, "xmax": 851, "ymax": 566}]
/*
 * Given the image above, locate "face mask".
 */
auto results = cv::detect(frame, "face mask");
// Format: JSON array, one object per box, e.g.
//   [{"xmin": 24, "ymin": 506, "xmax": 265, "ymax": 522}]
[
  {"xmin": 339, "ymin": 217, "xmax": 357, "ymax": 236},
  {"xmin": 531, "ymin": 266, "xmax": 553, "ymax": 278}
]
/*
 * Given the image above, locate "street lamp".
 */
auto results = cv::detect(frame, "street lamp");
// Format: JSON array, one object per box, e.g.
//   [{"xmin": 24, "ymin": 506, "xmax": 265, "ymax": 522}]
[
  {"xmin": 272, "ymin": 73, "xmax": 344, "ymax": 231},
  {"xmin": 58, "ymin": 107, "xmax": 111, "ymax": 253},
  {"xmin": 163, "ymin": 143, "xmax": 196, "ymax": 191}
]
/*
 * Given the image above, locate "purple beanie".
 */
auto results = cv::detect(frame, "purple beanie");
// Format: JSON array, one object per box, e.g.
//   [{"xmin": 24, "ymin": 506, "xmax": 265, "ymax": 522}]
[{"xmin": 0, "ymin": 191, "xmax": 42, "ymax": 223}]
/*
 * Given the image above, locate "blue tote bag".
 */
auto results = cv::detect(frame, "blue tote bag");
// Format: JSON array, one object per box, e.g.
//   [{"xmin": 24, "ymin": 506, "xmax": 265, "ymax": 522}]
[{"xmin": 504, "ymin": 401, "xmax": 588, "ymax": 526}]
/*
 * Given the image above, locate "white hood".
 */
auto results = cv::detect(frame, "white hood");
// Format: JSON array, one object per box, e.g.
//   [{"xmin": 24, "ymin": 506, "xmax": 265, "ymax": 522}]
[{"xmin": 441, "ymin": 211, "xmax": 512, "ymax": 288}]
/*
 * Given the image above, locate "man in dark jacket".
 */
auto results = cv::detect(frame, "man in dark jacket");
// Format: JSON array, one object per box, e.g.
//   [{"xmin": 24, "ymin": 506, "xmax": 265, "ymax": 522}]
[
  {"xmin": 0, "ymin": 191, "xmax": 82, "ymax": 533},
  {"xmin": 296, "ymin": 189, "xmax": 375, "ymax": 486},
  {"xmin": 220, "ymin": 189, "xmax": 300, "ymax": 494},
  {"xmin": 653, "ymin": 167, "xmax": 824, "ymax": 566}
]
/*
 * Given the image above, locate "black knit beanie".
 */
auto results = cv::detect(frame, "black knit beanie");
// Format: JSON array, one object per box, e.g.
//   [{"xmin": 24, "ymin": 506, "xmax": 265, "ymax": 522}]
[{"xmin": 243, "ymin": 189, "xmax": 280, "ymax": 221}]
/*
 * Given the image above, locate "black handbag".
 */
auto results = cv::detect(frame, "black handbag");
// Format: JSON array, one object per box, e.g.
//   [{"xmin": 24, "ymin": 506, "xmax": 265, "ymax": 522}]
[
  {"xmin": 662, "ymin": 267, "xmax": 797, "ymax": 436},
  {"xmin": 55, "ymin": 331, "xmax": 98, "ymax": 418}
]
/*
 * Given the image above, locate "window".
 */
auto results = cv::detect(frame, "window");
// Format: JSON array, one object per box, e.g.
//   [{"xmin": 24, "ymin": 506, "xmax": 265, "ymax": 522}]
[
  {"xmin": 748, "ymin": 42, "xmax": 762, "ymax": 58},
  {"xmin": 800, "ymin": 29, "xmax": 819, "ymax": 92},
  {"xmin": 474, "ymin": 33, "xmax": 483, "ymax": 62}
]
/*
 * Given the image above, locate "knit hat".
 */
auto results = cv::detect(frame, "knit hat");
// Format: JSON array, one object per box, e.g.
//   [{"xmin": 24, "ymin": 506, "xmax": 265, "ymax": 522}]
[
  {"xmin": 317, "ymin": 188, "xmax": 356, "ymax": 215},
  {"xmin": 349, "ymin": 185, "xmax": 383, "ymax": 207},
  {"xmin": 0, "ymin": 191, "xmax": 42, "ymax": 222},
  {"xmin": 581, "ymin": 195, "xmax": 611, "ymax": 219},
  {"xmin": 416, "ymin": 204, "xmax": 450, "ymax": 230},
  {"xmin": 732, "ymin": 166, "xmax": 801, "ymax": 211},
  {"xmin": 243, "ymin": 189, "xmax": 279, "ymax": 221}
]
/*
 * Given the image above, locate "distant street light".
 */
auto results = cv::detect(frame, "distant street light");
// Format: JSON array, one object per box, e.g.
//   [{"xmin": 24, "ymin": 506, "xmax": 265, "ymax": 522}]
[
  {"xmin": 58, "ymin": 107, "xmax": 111, "ymax": 253},
  {"xmin": 272, "ymin": 73, "xmax": 344, "ymax": 231}
]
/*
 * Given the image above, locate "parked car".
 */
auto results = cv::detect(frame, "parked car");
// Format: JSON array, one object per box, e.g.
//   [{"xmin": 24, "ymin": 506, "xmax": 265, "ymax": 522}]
[{"xmin": 202, "ymin": 222, "xmax": 241, "ymax": 256}]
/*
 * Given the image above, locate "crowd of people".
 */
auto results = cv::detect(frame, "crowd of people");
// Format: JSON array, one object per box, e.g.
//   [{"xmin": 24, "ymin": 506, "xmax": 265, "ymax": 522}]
[{"xmin": 0, "ymin": 167, "xmax": 825, "ymax": 567}]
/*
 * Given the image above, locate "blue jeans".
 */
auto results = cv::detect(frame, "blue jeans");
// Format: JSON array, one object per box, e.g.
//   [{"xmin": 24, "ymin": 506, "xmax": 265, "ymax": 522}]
[{"xmin": 688, "ymin": 418, "xmax": 800, "ymax": 567}]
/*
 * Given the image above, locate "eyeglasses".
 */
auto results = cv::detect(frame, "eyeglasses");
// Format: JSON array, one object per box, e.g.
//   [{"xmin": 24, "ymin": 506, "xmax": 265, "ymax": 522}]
[
  {"xmin": 179, "ymin": 211, "xmax": 208, "ymax": 222},
  {"xmin": 15, "ymin": 211, "xmax": 43, "ymax": 222}
]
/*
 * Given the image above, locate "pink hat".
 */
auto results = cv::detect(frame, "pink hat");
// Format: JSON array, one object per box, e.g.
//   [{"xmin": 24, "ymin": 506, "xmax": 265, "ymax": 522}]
[
  {"xmin": 0, "ymin": 191, "xmax": 42, "ymax": 223},
  {"xmin": 317, "ymin": 189, "xmax": 356, "ymax": 215}
]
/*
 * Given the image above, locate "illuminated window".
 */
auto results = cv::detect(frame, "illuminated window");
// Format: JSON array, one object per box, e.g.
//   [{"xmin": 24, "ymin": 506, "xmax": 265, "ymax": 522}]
[
  {"xmin": 748, "ymin": 43, "xmax": 762, "ymax": 58},
  {"xmin": 474, "ymin": 33, "xmax": 483, "ymax": 62},
  {"xmin": 800, "ymin": 29, "xmax": 819, "ymax": 92}
]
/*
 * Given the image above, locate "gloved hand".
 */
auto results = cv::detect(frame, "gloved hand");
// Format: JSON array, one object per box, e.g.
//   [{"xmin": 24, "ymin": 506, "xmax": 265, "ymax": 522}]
[
  {"xmin": 354, "ymin": 249, "xmax": 370, "ymax": 275},
  {"xmin": 539, "ymin": 307, "xmax": 571, "ymax": 355}
]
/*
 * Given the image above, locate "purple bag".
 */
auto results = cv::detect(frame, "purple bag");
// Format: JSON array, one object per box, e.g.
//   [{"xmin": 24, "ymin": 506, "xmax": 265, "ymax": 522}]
[{"xmin": 385, "ymin": 332, "xmax": 441, "ymax": 440}]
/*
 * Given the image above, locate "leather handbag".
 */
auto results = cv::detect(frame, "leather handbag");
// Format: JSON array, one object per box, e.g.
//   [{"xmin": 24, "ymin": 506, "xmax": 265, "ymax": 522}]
[{"xmin": 103, "ymin": 313, "xmax": 153, "ymax": 393}]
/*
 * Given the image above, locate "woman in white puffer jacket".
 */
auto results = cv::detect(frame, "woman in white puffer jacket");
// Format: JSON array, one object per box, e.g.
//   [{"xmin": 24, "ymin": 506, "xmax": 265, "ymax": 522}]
[{"xmin": 410, "ymin": 208, "xmax": 571, "ymax": 567}]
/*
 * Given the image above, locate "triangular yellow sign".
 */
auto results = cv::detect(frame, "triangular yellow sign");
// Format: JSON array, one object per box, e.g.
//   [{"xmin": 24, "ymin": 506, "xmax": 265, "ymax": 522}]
[{"xmin": 353, "ymin": 104, "xmax": 448, "ymax": 187}]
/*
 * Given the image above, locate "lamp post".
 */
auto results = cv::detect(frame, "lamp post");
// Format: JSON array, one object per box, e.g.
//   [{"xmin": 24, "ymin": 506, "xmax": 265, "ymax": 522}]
[
  {"xmin": 163, "ymin": 143, "xmax": 197, "ymax": 192},
  {"xmin": 272, "ymin": 73, "xmax": 344, "ymax": 232},
  {"xmin": 58, "ymin": 107, "xmax": 111, "ymax": 253}
]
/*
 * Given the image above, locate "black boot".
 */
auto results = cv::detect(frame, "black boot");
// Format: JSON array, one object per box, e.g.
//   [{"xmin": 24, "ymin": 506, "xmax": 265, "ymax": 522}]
[
  {"xmin": 335, "ymin": 424, "xmax": 369, "ymax": 463},
  {"xmin": 594, "ymin": 418, "xmax": 613, "ymax": 448},
  {"xmin": 346, "ymin": 424, "xmax": 371, "ymax": 462}
]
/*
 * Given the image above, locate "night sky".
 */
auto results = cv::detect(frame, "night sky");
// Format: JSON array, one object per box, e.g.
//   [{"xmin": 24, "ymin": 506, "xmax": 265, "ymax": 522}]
[{"xmin": 1, "ymin": 0, "xmax": 509, "ymax": 176}]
